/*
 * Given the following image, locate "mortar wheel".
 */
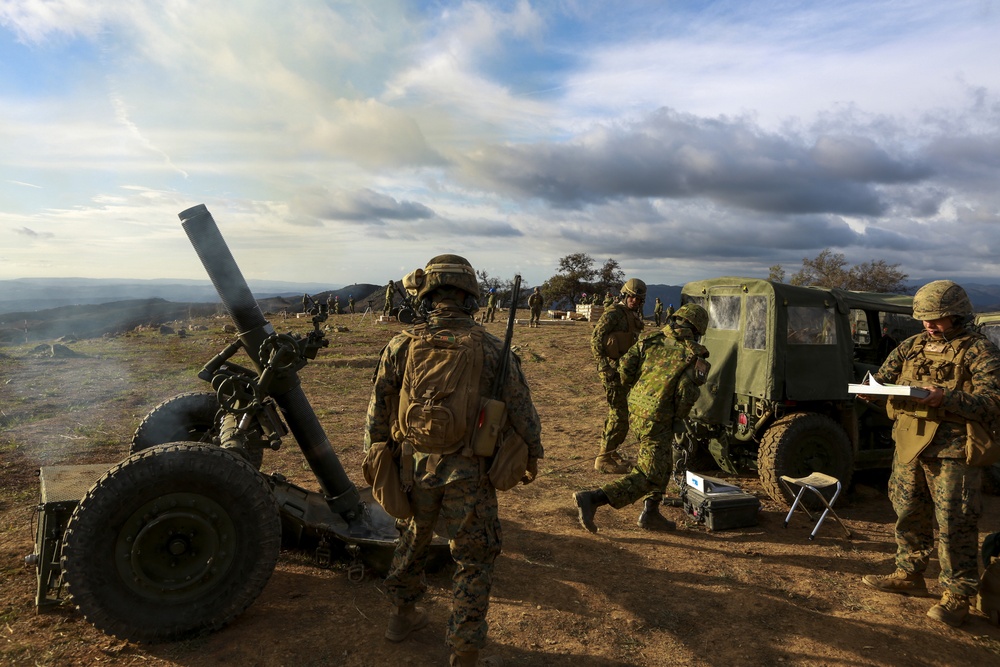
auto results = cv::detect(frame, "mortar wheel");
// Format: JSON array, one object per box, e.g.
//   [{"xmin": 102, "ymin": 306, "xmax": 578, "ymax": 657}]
[
  {"xmin": 131, "ymin": 391, "xmax": 263, "ymax": 469},
  {"xmin": 61, "ymin": 443, "xmax": 281, "ymax": 643},
  {"xmin": 758, "ymin": 412, "xmax": 854, "ymax": 507}
]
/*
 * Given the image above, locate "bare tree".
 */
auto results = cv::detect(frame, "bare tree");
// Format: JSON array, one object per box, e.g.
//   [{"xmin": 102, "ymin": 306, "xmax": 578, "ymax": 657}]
[
  {"xmin": 768, "ymin": 264, "xmax": 785, "ymax": 283},
  {"xmin": 846, "ymin": 260, "xmax": 908, "ymax": 293},
  {"xmin": 788, "ymin": 249, "xmax": 908, "ymax": 293}
]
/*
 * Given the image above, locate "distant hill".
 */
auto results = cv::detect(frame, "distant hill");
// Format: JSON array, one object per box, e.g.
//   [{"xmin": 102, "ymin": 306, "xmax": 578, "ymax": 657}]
[
  {"xmin": 0, "ymin": 277, "xmax": 341, "ymax": 315},
  {"xmin": 0, "ymin": 282, "xmax": 382, "ymax": 344}
]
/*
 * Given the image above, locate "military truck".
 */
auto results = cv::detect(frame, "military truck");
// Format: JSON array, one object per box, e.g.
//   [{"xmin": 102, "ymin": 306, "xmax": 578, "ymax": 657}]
[
  {"xmin": 679, "ymin": 277, "xmax": 922, "ymax": 505},
  {"xmin": 976, "ymin": 312, "xmax": 1000, "ymax": 349}
]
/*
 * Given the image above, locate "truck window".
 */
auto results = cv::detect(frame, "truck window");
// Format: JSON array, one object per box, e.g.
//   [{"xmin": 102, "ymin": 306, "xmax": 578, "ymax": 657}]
[
  {"xmin": 787, "ymin": 305, "xmax": 837, "ymax": 345},
  {"xmin": 981, "ymin": 323, "xmax": 1000, "ymax": 348},
  {"xmin": 743, "ymin": 295, "xmax": 767, "ymax": 350},
  {"xmin": 709, "ymin": 295, "xmax": 740, "ymax": 331}
]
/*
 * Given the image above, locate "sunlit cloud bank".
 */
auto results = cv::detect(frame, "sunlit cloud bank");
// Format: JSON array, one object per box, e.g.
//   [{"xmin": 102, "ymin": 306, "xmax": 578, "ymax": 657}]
[{"xmin": 1, "ymin": 1, "xmax": 999, "ymax": 286}]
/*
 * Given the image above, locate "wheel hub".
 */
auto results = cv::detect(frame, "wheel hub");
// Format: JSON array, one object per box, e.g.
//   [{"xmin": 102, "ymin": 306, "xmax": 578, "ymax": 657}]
[{"xmin": 116, "ymin": 492, "xmax": 237, "ymax": 602}]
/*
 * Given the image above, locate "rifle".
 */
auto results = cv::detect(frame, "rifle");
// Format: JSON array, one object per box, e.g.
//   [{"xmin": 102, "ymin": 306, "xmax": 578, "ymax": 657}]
[{"xmin": 472, "ymin": 274, "xmax": 521, "ymax": 456}]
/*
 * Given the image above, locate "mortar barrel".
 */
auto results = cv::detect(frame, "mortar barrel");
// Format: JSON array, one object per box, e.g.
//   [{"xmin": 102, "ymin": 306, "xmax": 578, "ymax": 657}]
[{"xmin": 178, "ymin": 204, "xmax": 360, "ymax": 512}]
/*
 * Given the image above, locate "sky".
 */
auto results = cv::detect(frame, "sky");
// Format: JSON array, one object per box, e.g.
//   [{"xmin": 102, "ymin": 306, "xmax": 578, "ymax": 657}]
[{"xmin": 2, "ymin": 0, "xmax": 1000, "ymax": 289}]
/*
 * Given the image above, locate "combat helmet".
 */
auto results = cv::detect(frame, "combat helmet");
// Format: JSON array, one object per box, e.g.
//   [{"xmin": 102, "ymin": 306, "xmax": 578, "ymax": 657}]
[
  {"xmin": 620, "ymin": 278, "xmax": 646, "ymax": 300},
  {"xmin": 912, "ymin": 280, "xmax": 973, "ymax": 321},
  {"xmin": 402, "ymin": 254, "xmax": 479, "ymax": 301},
  {"xmin": 673, "ymin": 302, "xmax": 709, "ymax": 336}
]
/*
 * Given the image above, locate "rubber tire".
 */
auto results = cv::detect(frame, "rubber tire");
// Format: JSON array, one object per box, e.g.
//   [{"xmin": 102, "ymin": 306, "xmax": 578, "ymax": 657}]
[
  {"xmin": 131, "ymin": 391, "xmax": 263, "ymax": 470},
  {"xmin": 61, "ymin": 443, "xmax": 281, "ymax": 643},
  {"xmin": 758, "ymin": 412, "xmax": 854, "ymax": 507}
]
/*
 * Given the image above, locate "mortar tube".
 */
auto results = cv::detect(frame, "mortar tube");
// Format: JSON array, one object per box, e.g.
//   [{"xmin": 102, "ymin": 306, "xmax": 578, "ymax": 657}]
[{"xmin": 178, "ymin": 205, "xmax": 360, "ymax": 515}]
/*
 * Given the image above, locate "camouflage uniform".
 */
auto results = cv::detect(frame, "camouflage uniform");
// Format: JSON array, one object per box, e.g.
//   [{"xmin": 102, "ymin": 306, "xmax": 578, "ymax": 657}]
[
  {"xmin": 528, "ymin": 289, "xmax": 543, "ymax": 327},
  {"xmin": 591, "ymin": 302, "xmax": 644, "ymax": 464},
  {"xmin": 333, "ymin": 296, "xmax": 341, "ymax": 315},
  {"xmin": 603, "ymin": 293, "xmax": 614, "ymax": 307},
  {"xmin": 653, "ymin": 298, "xmax": 664, "ymax": 327},
  {"xmin": 873, "ymin": 327, "xmax": 1000, "ymax": 596},
  {"xmin": 383, "ymin": 281, "xmax": 395, "ymax": 316},
  {"xmin": 365, "ymin": 306, "xmax": 543, "ymax": 654},
  {"xmin": 485, "ymin": 292, "xmax": 498, "ymax": 323},
  {"xmin": 348, "ymin": 295, "xmax": 355, "ymax": 314},
  {"xmin": 601, "ymin": 325, "xmax": 709, "ymax": 508}
]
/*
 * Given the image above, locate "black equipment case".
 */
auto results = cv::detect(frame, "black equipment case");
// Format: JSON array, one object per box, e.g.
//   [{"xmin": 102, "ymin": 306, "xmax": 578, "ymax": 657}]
[{"xmin": 683, "ymin": 486, "xmax": 760, "ymax": 531}]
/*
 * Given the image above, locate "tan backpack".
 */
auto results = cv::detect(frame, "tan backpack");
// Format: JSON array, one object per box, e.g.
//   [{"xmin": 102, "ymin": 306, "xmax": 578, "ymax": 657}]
[{"xmin": 394, "ymin": 326, "xmax": 485, "ymax": 455}]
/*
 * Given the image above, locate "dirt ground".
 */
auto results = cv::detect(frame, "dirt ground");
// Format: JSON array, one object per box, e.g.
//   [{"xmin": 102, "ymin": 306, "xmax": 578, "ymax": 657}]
[{"xmin": 2, "ymin": 312, "xmax": 1000, "ymax": 667}]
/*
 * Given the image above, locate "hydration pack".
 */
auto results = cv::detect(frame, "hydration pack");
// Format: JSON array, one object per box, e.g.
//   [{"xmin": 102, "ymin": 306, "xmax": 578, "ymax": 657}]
[{"xmin": 394, "ymin": 326, "xmax": 485, "ymax": 455}]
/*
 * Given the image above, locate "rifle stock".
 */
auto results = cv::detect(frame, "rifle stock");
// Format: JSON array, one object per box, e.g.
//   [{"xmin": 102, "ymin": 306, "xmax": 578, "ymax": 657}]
[{"xmin": 471, "ymin": 274, "xmax": 521, "ymax": 457}]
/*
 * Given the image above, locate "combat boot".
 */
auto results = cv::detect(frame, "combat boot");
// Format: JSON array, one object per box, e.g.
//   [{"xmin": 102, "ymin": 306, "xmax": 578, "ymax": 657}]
[
  {"xmin": 927, "ymin": 591, "xmax": 970, "ymax": 627},
  {"xmin": 384, "ymin": 603, "xmax": 429, "ymax": 642},
  {"xmin": 594, "ymin": 452, "xmax": 630, "ymax": 474},
  {"xmin": 637, "ymin": 498, "xmax": 676, "ymax": 531},
  {"xmin": 861, "ymin": 569, "xmax": 928, "ymax": 596},
  {"xmin": 449, "ymin": 649, "xmax": 504, "ymax": 666},
  {"xmin": 574, "ymin": 490, "xmax": 607, "ymax": 533}
]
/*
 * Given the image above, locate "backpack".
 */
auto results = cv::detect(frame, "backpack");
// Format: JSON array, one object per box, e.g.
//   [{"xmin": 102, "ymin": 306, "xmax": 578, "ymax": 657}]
[{"xmin": 395, "ymin": 326, "xmax": 485, "ymax": 455}]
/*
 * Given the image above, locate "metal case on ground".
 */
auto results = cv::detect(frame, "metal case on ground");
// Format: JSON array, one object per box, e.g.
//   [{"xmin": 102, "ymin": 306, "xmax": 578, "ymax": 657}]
[
  {"xmin": 29, "ymin": 464, "xmax": 109, "ymax": 607},
  {"xmin": 683, "ymin": 485, "xmax": 761, "ymax": 531}
]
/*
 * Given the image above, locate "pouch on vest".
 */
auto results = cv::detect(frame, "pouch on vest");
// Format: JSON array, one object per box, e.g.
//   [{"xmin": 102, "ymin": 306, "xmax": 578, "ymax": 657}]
[
  {"xmin": 488, "ymin": 426, "xmax": 530, "ymax": 491},
  {"xmin": 472, "ymin": 397, "xmax": 507, "ymax": 457},
  {"xmin": 361, "ymin": 440, "xmax": 413, "ymax": 520},
  {"xmin": 397, "ymin": 328, "xmax": 484, "ymax": 455},
  {"xmin": 967, "ymin": 420, "xmax": 1000, "ymax": 467},
  {"xmin": 893, "ymin": 412, "xmax": 940, "ymax": 464}
]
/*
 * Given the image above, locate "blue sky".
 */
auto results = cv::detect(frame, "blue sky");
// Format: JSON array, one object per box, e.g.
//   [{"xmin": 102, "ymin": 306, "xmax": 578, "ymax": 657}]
[{"xmin": 2, "ymin": 0, "xmax": 1000, "ymax": 288}]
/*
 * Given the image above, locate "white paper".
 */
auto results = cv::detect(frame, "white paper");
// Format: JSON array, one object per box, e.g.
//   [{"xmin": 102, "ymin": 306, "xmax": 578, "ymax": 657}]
[{"xmin": 848, "ymin": 372, "xmax": 930, "ymax": 398}]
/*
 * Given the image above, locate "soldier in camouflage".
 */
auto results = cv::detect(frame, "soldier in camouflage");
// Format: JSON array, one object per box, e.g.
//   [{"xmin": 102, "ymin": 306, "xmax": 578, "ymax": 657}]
[
  {"xmin": 860, "ymin": 280, "xmax": 1000, "ymax": 627},
  {"xmin": 528, "ymin": 287, "xmax": 544, "ymax": 327},
  {"xmin": 383, "ymin": 280, "xmax": 395, "ymax": 316},
  {"xmin": 348, "ymin": 294, "xmax": 355, "ymax": 314},
  {"xmin": 591, "ymin": 278, "xmax": 646, "ymax": 473},
  {"xmin": 653, "ymin": 298, "xmax": 664, "ymax": 326},
  {"xmin": 365, "ymin": 255, "xmax": 542, "ymax": 667},
  {"xmin": 575, "ymin": 303, "xmax": 710, "ymax": 532}
]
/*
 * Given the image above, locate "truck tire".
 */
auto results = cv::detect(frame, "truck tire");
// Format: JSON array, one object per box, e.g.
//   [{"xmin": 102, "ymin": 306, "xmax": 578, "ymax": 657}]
[
  {"xmin": 758, "ymin": 412, "xmax": 854, "ymax": 507},
  {"xmin": 131, "ymin": 391, "xmax": 263, "ymax": 469},
  {"xmin": 61, "ymin": 443, "xmax": 281, "ymax": 643}
]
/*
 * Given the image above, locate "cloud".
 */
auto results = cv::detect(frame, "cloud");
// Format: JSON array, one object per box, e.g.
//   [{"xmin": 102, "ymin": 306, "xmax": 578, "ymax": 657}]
[
  {"xmin": 13, "ymin": 226, "xmax": 54, "ymax": 238},
  {"xmin": 455, "ymin": 108, "xmax": 931, "ymax": 216},
  {"xmin": 291, "ymin": 187, "xmax": 434, "ymax": 225}
]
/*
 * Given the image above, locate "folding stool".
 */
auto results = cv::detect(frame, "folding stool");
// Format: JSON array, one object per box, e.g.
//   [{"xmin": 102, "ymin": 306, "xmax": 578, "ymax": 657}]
[{"xmin": 780, "ymin": 472, "xmax": 851, "ymax": 540}]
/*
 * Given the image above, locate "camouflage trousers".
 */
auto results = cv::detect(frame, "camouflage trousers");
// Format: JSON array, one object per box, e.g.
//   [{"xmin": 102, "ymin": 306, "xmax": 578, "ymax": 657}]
[
  {"xmin": 889, "ymin": 453, "xmax": 983, "ymax": 596},
  {"xmin": 384, "ymin": 476, "xmax": 502, "ymax": 652},
  {"xmin": 529, "ymin": 307, "xmax": 542, "ymax": 325},
  {"xmin": 599, "ymin": 371, "xmax": 629, "ymax": 455},
  {"xmin": 601, "ymin": 418, "xmax": 674, "ymax": 508}
]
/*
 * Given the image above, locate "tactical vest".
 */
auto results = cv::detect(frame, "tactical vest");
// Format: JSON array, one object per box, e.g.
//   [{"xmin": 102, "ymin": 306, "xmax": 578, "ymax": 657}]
[
  {"xmin": 627, "ymin": 333, "xmax": 709, "ymax": 422},
  {"xmin": 392, "ymin": 325, "xmax": 485, "ymax": 456},
  {"xmin": 603, "ymin": 303, "xmax": 645, "ymax": 361},
  {"xmin": 887, "ymin": 333, "xmax": 975, "ymax": 463}
]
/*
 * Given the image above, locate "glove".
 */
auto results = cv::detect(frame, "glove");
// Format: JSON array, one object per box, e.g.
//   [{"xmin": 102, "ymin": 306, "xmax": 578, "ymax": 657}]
[{"xmin": 521, "ymin": 457, "xmax": 538, "ymax": 485}]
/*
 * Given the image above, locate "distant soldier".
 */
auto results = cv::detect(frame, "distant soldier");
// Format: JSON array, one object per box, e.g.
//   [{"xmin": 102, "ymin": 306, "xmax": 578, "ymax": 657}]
[
  {"xmin": 485, "ymin": 288, "xmax": 498, "ymax": 323},
  {"xmin": 348, "ymin": 294, "xmax": 356, "ymax": 314},
  {"xmin": 590, "ymin": 278, "xmax": 646, "ymax": 473},
  {"xmin": 302, "ymin": 293, "xmax": 310, "ymax": 314},
  {"xmin": 383, "ymin": 280, "xmax": 395, "ymax": 316},
  {"xmin": 603, "ymin": 293, "xmax": 613, "ymax": 307},
  {"xmin": 333, "ymin": 296, "xmax": 342, "ymax": 315},
  {"xmin": 580, "ymin": 292, "xmax": 588, "ymax": 307},
  {"xmin": 326, "ymin": 294, "xmax": 335, "ymax": 315},
  {"xmin": 667, "ymin": 303, "xmax": 675, "ymax": 318},
  {"xmin": 528, "ymin": 287, "xmax": 544, "ymax": 328},
  {"xmin": 653, "ymin": 298, "xmax": 664, "ymax": 326}
]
